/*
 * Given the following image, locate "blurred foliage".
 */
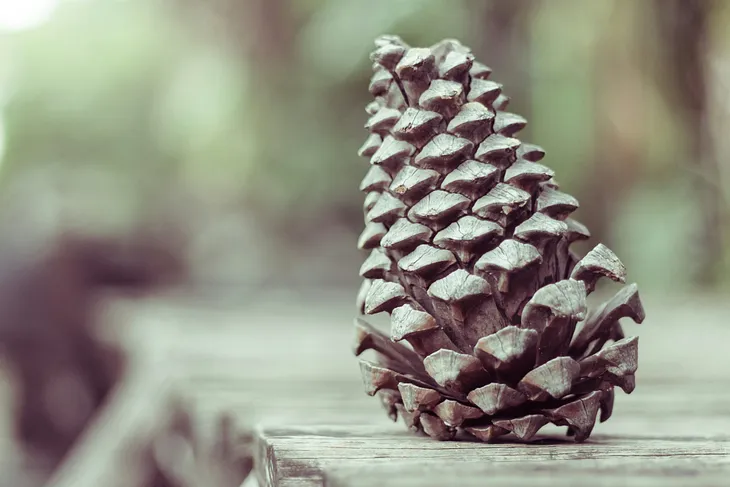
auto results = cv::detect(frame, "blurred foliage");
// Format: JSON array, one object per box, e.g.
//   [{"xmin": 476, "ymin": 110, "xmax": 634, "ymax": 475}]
[{"xmin": 0, "ymin": 0, "xmax": 728, "ymax": 291}]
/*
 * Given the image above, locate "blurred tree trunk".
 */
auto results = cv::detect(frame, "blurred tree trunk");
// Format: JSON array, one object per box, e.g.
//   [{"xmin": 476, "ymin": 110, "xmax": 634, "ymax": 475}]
[
  {"xmin": 653, "ymin": 0, "xmax": 724, "ymax": 286},
  {"xmin": 176, "ymin": 0, "xmax": 297, "ymax": 69},
  {"xmin": 225, "ymin": 0, "xmax": 297, "ymax": 77},
  {"xmin": 586, "ymin": 2, "xmax": 646, "ymax": 248},
  {"xmin": 470, "ymin": 0, "xmax": 532, "ymax": 118}
]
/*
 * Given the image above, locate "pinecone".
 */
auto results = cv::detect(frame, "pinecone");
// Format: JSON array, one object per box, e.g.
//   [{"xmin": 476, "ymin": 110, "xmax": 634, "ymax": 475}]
[{"xmin": 354, "ymin": 36, "xmax": 646, "ymax": 443}]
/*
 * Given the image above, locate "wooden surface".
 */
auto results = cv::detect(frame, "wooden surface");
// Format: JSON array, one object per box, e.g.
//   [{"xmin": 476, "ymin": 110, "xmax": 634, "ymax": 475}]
[
  {"xmin": 46, "ymin": 358, "xmax": 176, "ymax": 487},
  {"xmin": 257, "ymin": 400, "xmax": 730, "ymax": 487},
  {"xmin": 44, "ymin": 295, "xmax": 256, "ymax": 487},
  {"xmin": 254, "ymin": 375, "xmax": 730, "ymax": 486},
  {"xmin": 32, "ymin": 291, "xmax": 730, "ymax": 486}
]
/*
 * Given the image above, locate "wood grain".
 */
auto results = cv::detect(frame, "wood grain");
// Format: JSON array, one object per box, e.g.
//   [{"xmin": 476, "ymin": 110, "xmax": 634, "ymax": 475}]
[
  {"xmin": 45, "ymin": 347, "xmax": 177, "ymax": 487},
  {"xmin": 39, "ymin": 292, "xmax": 730, "ymax": 487},
  {"xmin": 326, "ymin": 457, "xmax": 730, "ymax": 487},
  {"xmin": 44, "ymin": 300, "xmax": 253, "ymax": 487},
  {"xmin": 232, "ymin": 294, "xmax": 727, "ymax": 487},
  {"xmin": 256, "ymin": 421, "xmax": 730, "ymax": 487}
]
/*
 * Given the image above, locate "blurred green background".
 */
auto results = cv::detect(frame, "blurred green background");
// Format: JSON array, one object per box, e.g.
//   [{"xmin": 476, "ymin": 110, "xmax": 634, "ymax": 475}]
[{"xmin": 0, "ymin": 0, "xmax": 728, "ymax": 294}]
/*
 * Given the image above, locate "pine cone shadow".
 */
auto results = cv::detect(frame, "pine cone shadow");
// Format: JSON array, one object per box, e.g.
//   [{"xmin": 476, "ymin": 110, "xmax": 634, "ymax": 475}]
[{"xmin": 452, "ymin": 430, "xmax": 576, "ymax": 445}]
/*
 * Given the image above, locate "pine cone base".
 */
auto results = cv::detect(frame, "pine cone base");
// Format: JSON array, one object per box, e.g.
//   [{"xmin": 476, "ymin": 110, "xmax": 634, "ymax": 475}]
[{"xmin": 354, "ymin": 36, "xmax": 646, "ymax": 443}]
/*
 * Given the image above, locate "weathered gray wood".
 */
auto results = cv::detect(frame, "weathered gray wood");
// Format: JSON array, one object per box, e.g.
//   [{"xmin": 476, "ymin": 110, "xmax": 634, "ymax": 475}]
[
  {"xmin": 250, "ymin": 376, "xmax": 730, "ymax": 486},
  {"xmin": 62, "ymin": 293, "xmax": 729, "ymax": 487},
  {"xmin": 169, "ymin": 291, "xmax": 728, "ymax": 487},
  {"xmin": 325, "ymin": 457, "xmax": 730, "ymax": 487},
  {"xmin": 41, "ymin": 300, "xmax": 254, "ymax": 487},
  {"xmin": 256, "ymin": 424, "xmax": 730, "ymax": 487},
  {"xmin": 46, "ymin": 357, "xmax": 176, "ymax": 487}
]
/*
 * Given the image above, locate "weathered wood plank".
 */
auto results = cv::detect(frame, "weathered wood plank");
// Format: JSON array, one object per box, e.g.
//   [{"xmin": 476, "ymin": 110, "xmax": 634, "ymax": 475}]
[
  {"xmin": 45, "ymin": 363, "xmax": 175, "ymax": 487},
  {"xmin": 250, "ymin": 380, "xmax": 730, "ymax": 487},
  {"xmin": 185, "ymin": 382, "xmax": 730, "ymax": 444},
  {"xmin": 45, "ymin": 314, "xmax": 251, "ymax": 487},
  {"xmin": 91, "ymin": 294, "xmax": 730, "ymax": 487},
  {"xmin": 113, "ymin": 293, "xmax": 730, "ymax": 384},
  {"xmin": 255, "ymin": 425, "xmax": 730, "ymax": 487},
  {"xmin": 326, "ymin": 458, "xmax": 730, "ymax": 487}
]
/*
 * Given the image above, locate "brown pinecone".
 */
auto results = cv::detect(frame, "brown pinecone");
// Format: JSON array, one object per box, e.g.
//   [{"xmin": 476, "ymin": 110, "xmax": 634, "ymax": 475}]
[{"xmin": 354, "ymin": 36, "xmax": 646, "ymax": 443}]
